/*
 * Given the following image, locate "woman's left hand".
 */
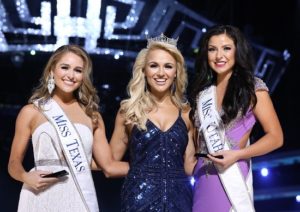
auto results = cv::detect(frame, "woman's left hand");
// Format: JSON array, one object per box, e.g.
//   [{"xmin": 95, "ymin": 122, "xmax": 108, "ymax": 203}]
[{"xmin": 207, "ymin": 150, "xmax": 240, "ymax": 171}]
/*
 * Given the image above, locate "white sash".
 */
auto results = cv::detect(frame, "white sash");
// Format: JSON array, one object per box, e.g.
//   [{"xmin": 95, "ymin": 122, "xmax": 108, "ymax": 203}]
[
  {"xmin": 197, "ymin": 86, "xmax": 254, "ymax": 212},
  {"xmin": 35, "ymin": 98, "xmax": 99, "ymax": 212}
]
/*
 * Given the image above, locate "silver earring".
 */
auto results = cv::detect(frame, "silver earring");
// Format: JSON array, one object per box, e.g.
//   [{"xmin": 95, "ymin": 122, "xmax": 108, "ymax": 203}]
[
  {"xmin": 78, "ymin": 88, "xmax": 83, "ymax": 100},
  {"xmin": 144, "ymin": 77, "xmax": 148, "ymax": 92},
  {"xmin": 47, "ymin": 72, "xmax": 55, "ymax": 94},
  {"xmin": 171, "ymin": 81, "xmax": 176, "ymax": 95}
]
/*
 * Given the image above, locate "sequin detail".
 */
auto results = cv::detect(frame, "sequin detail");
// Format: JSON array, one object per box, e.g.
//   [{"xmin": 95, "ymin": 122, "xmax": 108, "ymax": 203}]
[
  {"xmin": 254, "ymin": 77, "xmax": 269, "ymax": 92},
  {"xmin": 121, "ymin": 114, "xmax": 192, "ymax": 212}
]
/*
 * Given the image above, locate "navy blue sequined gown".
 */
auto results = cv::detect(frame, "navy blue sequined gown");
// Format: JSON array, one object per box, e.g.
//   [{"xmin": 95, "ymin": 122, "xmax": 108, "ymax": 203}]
[{"xmin": 121, "ymin": 112, "xmax": 192, "ymax": 212}]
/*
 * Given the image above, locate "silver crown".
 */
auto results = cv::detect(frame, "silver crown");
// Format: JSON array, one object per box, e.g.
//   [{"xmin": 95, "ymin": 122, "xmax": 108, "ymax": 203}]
[{"xmin": 147, "ymin": 33, "xmax": 178, "ymax": 47}]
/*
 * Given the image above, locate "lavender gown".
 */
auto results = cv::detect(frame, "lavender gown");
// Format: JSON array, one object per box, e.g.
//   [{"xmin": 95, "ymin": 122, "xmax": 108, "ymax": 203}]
[{"xmin": 192, "ymin": 78, "xmax": 268, "ymax": 212}]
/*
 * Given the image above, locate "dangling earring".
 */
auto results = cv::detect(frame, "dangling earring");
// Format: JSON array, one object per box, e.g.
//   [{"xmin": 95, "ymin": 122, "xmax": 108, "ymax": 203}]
[
  {"xmin": 78, "ymin": 87, "xmax": 83, "ymax": 100},
  {"xmin": 208, "ymin": 69, "xmax": 213, "ymax": 82},
  {"xmin": 144, "ymin": 77, "xmax": 148, "ymax": 93},
  {"xmin": 171, "ymin": 80, "xmax": 176, "ymax": 95},
  {"xmin": 47, "ymin": 72, "xmax": 55, "ymax": 94}
]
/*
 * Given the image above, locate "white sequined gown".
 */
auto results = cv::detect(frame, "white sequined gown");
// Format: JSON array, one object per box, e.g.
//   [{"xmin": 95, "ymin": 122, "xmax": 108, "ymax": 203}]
[{"xmin": 17, "ymin": 122, "xmax": 98, "ymax": 212}]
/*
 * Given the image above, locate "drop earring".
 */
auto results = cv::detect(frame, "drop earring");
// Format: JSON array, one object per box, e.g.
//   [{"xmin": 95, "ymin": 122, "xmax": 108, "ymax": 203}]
[
  {"xmin": 144, "ymin": 77, "xmax": 148, "ymax": 92},
  {"xmin": 47, "ymin": 72, "xmax": 55, "ymax": 94},
  {"xmin": 171, "ymin": 76, "xmax": 176, "ymax": 95},
  {"xmin": 171, "ymin": 81, "xmax": 176, "ymax": 95}
]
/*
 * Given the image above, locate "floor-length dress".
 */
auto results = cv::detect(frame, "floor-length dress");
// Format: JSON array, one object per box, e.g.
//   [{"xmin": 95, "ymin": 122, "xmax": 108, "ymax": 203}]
[
  {"xmin": 121, "ymin": 112, "xmax": 192, "ymax": 212},
  {"xmin": 193, "ymin": 78, "xmax": 268, "ymax": 212},
  {"xmin": 17, "ymin": 122, "xmax": 98, "ymax": 212}
]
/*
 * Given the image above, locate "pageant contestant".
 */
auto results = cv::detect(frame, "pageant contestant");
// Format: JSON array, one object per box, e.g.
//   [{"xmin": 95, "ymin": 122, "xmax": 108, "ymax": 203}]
[
  {"xmin": 109, "ymin": 34, "xmax": 197, "ymax": 211},
  {"xmin": 8, "ymin": 44, "xmax": 129, "ymax": 212},
  {"xmin": 190, "ymin": 25, "xmax": 283, "ymax": 212}
]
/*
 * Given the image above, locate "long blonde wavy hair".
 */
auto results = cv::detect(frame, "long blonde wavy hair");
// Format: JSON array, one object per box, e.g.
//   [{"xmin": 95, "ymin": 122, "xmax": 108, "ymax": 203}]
[
  {"xmin": 121, "ymin": 41, "xmax": 189, "ymax": 130},
  {"xmin": 29, "ymin": 44, "xmax": 100, "ymax": 123}
]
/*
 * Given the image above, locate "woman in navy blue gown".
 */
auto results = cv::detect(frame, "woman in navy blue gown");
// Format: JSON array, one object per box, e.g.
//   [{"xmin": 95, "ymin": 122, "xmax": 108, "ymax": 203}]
[{"xmin": 110, "ymin": 34, "xmax": 196, "ymax": 212}]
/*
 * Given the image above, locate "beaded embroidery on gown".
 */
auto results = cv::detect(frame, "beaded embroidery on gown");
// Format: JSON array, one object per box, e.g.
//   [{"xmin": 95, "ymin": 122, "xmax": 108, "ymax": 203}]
[
  {"xmin": 121, "ymin": 112, "xmax": 192, "ymax": 212},
  {"xmin": 17, "ymin": 122, "xmax": 96, "ymax": 212}
]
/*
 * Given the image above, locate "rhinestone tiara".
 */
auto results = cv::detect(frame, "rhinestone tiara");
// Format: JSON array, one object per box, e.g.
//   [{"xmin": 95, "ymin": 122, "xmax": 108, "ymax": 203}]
[{"xmin": 147, "ymin": 33, "xmax": 178, "ymax": 48}]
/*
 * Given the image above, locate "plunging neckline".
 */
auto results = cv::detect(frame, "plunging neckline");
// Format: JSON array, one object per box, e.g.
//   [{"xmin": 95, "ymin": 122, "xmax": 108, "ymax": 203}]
[{"xmin": 147, "ymin": 114, "xmax": 181, "ymax": 133}]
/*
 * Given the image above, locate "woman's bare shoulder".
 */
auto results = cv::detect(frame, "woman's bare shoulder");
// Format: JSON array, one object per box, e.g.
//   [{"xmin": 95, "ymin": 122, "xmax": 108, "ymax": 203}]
[
  {"xmin": 18, "ymin": 104, "xmax": 40, "ymax": 117},
  {"xmin": 15, "ymin": 104, "xmax": 43, "ymax": 129}
]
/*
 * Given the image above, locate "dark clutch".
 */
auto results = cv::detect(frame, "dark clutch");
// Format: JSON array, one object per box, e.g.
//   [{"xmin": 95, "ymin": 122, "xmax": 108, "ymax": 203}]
[{"xmin": 194, "ymin": 153, "xmax": 224, "ymax": 159}]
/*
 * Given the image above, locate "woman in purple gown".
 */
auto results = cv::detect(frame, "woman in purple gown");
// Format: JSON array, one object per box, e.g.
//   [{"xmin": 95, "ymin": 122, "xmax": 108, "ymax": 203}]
[{"xmin": 190, "ymin": 25, "xmax": 283, "ymax": 212}]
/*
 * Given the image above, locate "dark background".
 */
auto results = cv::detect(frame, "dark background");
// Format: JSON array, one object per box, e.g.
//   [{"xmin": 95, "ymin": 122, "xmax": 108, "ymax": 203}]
[{"xmin": 1, "ymin": 0, "xmax": 299, "ymax": 211}]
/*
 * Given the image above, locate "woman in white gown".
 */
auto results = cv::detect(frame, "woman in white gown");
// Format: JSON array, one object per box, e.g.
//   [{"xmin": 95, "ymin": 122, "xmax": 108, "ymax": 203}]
[{"xmin": 8, "ymin": 44, "xmax": 129, "ymax": 212}]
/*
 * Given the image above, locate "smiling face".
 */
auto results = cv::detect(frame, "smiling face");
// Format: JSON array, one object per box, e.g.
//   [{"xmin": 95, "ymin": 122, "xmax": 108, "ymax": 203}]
[
  {"xmin": 52, "ymin": 52, "xmax": 84, "ymax": 96},
  {"xmin": 207, "ymin": 33, "xmax": 236, "ymax": 80},
  {"xmin": 144, "ymin": 48, "xmax": 177, "ymax": 97}
]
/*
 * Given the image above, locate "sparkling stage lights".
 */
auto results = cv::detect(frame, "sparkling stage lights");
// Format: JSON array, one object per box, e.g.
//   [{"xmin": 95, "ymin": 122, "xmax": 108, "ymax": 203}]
[
  {"xmin": 283, "ymin": 49, "xmax": 291, "ymax": 61},
  {"xmin": 260, "ymin": 167, "xmax": 269, "ymax": 177},
  {"xmin": 296, "ymin": 195, "xmax": 300, "ymax": 203},
  {"xmin": 0, "ymin": 0, "xmax": 291, "ymax": 95},
  {"xmin": 190, "ymin": 176, "xmax": 195, "ymax": 186},
  {"xmin": 10, "ymin": 52, "xmax": 24, "ymax": 68},
  {"xmin": 101, "ymin": 84, "xmax": 110, "ymax": 90}
]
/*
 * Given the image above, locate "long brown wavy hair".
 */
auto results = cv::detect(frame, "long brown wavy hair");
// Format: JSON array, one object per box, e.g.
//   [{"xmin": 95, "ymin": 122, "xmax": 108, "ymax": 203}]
[{"xmin": 29, "ymin": 44, "xmax": 100, "ymax": 123}]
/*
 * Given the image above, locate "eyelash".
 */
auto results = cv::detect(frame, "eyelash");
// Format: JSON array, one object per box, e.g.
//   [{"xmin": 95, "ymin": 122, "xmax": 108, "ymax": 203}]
[
  {"xmin": 208, "ymin": 47, "xmax": 232, "ymax": 52},
  {"xmin": 61, "ymin": 66, "xmax": 82, "ymax": 73},
  {"xmin": 149, "ymin": 64, "xmax": 173, "ymax": 69}
]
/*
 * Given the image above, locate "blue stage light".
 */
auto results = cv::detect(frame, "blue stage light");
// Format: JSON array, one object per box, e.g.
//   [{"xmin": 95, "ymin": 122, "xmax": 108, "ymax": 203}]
[
  {"xmin": 30, "ymin": 50, "xmax": 36, "ymax": 56},
  {"xmin": 260, "ymin": 167, "xmax": 269, "ymax": 177},
  {"xmin": 190, "ymin": 177, "xmax": 195, "ymax": 186},
  {"xmin": 101, "ymin": 84, "xmax": 110, "ymax": 89}
]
